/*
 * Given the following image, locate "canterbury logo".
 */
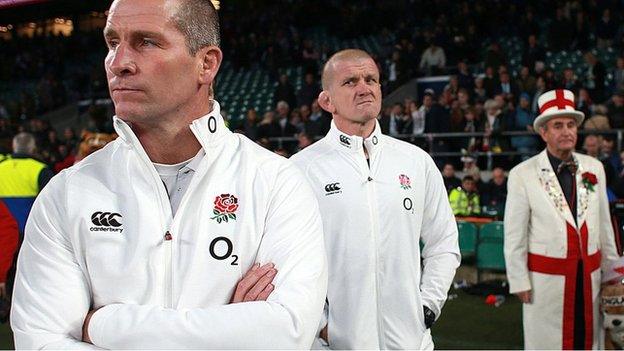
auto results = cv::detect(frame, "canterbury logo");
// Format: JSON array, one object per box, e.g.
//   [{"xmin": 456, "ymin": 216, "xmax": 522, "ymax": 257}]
[
  {"xmin": 324, "ymin": 183, "xmax": 342, "ymax": 196},
  {"xmin": 339, "ymin": 135, "xmax": 351, "ymax": 146},
  {"xmin": 91, "ymin": 212, "xmax": 123, "ymax": 227}
]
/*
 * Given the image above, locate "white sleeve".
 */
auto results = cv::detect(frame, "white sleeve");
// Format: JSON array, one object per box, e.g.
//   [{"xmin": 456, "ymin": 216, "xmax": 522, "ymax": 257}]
[
  {"xmin": 87, "ymin": 162, "xmax": 328, "ymax": 349},
  {"xmin": 597, "ymin": 163, "xmax": 619, "ymax": 269},
  {"xmin": 419, "ymin": 155, "xmax": 461, "ymax": 318},
  {"xmin": 503, "ymin": 167, "xmax": 532, "ymax": 293},
  {"xmin": 11, "ymin": 175, "xmax": 100, "ymax": 349}
]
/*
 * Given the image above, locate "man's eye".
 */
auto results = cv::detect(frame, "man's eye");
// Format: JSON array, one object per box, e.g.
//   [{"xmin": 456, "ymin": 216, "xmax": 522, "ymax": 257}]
[
  {"xmin": 141, "ymin": 39, "xmax": 157, "ymax": 47},
  {"xmin": 107, "ymin": 40, "xmax": 119, "ymax": 48}
]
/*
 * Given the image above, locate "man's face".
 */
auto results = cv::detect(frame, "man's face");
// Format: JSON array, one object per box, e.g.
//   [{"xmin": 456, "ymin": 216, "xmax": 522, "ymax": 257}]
[
  {"xmin": 443, "ymin": 164, "xmax": 454, "ymax": 177},
  {"xmin": 583, "ymin": 137, "xmax": 599, "ymax": 156},
  {"xmin": 324, "ymin": 57, "xmax": 382, "ymax": 124},
  {"xmin": 539, "ymin": 117, "xmax": 578, "ymax": 154},
  {"xmin": 104, "ymin": 0, "xmax": 208, "ymax": 123},
  {"xmin": 423, "ymin": 95, "xmax": 433, "ymax": 108},
  {"xmin": 462, "ymin": 179, "xmax": 476, "ymax": 192},
  {"xmin": 458, "ymin": 91, "xmax": 469, "ymax": 104},
  {"xmin": 492, "ymin": 169, "xmax": 505, "ymax": 185}
]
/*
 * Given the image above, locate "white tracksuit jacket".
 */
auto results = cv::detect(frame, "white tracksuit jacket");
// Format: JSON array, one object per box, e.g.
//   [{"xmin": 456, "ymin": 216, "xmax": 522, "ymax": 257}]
[
  {"xmin": 291, "ymin": 121, "xmax": 460, "ymax": 349},
  {"xmin": 10, "ymin": 102, "xmax": 328, "ymax": 349}
]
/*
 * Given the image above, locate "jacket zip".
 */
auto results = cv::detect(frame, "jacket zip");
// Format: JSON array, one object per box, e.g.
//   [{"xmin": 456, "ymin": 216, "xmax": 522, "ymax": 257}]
[{"xmin": 360, "ymin": 150, "xmax": 386, "ymax": 348}]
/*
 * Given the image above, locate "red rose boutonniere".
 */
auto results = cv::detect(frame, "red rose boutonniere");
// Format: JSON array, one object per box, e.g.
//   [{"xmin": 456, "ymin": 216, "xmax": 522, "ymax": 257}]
[{"xmin": 581, "ymin": 172, "xmax": 597, "ymax": 192}]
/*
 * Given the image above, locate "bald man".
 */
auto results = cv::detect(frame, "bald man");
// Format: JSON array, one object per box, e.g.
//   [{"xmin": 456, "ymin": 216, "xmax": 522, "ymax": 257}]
[{"xmin": 291, "ymin": 49, "xmax": 460, "ymax": 349}]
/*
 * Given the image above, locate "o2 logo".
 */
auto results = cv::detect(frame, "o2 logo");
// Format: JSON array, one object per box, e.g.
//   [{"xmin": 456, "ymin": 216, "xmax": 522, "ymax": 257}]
[
  {"xmin": 403, "ymin": 197, "xmax": 414, "ymax": 214},
  {"xmin": 209, "ymin": 236, "xmax": 238, "ymax": 265}
]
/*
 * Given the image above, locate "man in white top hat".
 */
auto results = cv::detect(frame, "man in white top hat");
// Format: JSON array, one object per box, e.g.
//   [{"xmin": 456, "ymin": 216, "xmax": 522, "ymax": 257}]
[{"xmin": 504, "ymin": 89, "xmax": 619, "ymax": 349}]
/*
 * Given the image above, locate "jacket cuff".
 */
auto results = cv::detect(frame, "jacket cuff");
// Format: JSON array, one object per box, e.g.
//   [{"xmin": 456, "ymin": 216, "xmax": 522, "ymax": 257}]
[
  {"xmin": 88, "ymin": 304, "xmax": 121, "ymax": 347},
  {"xmin": 508, "ymin": 276, "xmax": 531, "ymax": 294}
]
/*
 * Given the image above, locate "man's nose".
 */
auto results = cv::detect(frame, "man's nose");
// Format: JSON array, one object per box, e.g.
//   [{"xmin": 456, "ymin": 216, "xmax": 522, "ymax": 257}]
[{"xmin": 107, "ymin": 43, "xmax": 137, "ymax": 77}]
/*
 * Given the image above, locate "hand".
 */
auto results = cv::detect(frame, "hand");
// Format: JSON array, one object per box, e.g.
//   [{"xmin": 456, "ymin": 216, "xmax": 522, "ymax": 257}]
[
  {"xmin": 0, "ymin": 283, "xmax": 6, "ymax": 300},
  {"xmin": 320, "ymin": 326, "xmax": 328, "ymax": 342},
  {"xmin": 515, "ymin": 290, "xmax": 532, "ymax": 303},
  {"xmin": 82, "ymin": 307, "xmax": 101, "ymax": 344},
  {"xmin": 230, "ymin": 263, "xmax": 277, "ymax": 303}
]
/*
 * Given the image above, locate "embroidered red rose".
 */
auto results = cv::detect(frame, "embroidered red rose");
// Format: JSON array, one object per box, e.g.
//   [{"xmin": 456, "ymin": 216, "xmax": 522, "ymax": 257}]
[
  {"xmin": 581, "ymin": 172, "xmax": 597, "ymax": 192},
  {"xmin": 211, "ymin": 194, "xmax": 238, "ymax": 223},
  {"xmin": 399, "ymin": 174, "xmax": 411, "ymax": 190}
]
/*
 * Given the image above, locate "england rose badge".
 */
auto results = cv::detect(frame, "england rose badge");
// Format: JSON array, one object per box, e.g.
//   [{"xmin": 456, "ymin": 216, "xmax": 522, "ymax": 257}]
[{"xmin": 211, "ymin": 194, "xmax": 239, "ymax": 223}]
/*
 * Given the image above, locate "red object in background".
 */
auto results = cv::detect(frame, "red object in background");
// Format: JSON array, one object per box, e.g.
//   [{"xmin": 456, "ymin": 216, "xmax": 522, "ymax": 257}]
[
  {"xmin": 54, "ymin": 154, "xmax": 76, "ymax": 173},
  {"xmin": 485, "ymin": 294, "xmax": 497, "ymax": 305},
  {"xmin": 0, "ymin": 201, "xmax": 18, "ymax": 284}
]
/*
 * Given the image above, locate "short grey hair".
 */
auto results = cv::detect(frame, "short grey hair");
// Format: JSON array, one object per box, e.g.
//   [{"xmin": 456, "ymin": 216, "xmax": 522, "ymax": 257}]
[
  {"xmin": 12, "ymin": 132, "xmax": 36, "ymax": 155},
  {"xmin": 170, "ymin": 0, "xmax": 220, "ymax": 55}
]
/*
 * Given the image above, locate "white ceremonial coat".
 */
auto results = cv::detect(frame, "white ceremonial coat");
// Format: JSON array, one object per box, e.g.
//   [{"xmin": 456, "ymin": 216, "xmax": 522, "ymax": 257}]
[{"xmin": 504, "ymin": 149, "xmax": 619, "ymax": 349}]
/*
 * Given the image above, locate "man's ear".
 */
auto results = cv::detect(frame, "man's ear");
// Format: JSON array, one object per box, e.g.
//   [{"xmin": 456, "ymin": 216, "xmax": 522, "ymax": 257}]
[
  {"xmin": 317, "ymin": 91, "xmax": 335, "ymax": 114},
  {"xmin": 197, "ymin": 46, "xmax": 223, "ymax": 86}
]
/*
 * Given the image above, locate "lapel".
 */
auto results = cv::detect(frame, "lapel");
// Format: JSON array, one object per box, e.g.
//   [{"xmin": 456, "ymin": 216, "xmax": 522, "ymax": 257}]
[
  {"xmin": 575, "ymin": 153, "xmax": 589, "ymax": 227},
  {"xmin": 536, "ymin": 150, "xmax": 577, "ymax": 227}
]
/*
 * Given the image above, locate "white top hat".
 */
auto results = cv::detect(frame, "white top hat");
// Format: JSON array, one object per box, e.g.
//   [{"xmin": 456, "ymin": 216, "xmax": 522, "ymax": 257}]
[{"xmin": 533, "ymin": 89, "xmax": 585, "ymax": 130}]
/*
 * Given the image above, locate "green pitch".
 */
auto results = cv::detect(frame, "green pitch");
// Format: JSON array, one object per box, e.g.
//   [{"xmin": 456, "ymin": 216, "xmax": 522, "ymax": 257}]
[{"xmin": 0, "ymin": 289, "xmax": 523, "ymax": 349}]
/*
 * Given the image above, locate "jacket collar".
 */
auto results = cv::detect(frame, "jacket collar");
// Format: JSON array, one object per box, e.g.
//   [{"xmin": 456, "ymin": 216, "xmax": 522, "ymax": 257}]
[
  {"xmin": 327, "ymin": 119, "xmax": 383, "ymax": 155},
  {"xmin": 113, "ymin": 100, "xmax": 230, "ymax": 152}
]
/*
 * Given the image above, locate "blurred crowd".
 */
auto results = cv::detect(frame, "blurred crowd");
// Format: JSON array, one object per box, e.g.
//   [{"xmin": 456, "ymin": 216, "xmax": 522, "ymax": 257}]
[{"xmin": 3, "ymin": 0, "xmax": 624, "ymax": 208}]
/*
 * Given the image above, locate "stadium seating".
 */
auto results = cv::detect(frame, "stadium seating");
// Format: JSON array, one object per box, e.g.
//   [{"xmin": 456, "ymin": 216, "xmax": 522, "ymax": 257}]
[
  {"xmin": 457, "ymin": 221, "xmax": 478, "ymax": 259},
  {"xmin": 476, "ymin": 221, "xmax": 506, "ymax": 281}
]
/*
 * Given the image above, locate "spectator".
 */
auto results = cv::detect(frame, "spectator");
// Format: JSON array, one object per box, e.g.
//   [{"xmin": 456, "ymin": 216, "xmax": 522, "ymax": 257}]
[
  {"xmin": 419, "ymin": 40, "xmax": 446, "ymax": 76},
  {"xmin": 257, "ymin": 111, "xmax": 279, "ymax": 140},
  {"xmin": 614, "ymin": 57, "xmax": 624, "ymax": 92},
  {"xmin": 510, "ymin": 93, "xmax": 538, "ymax": 160},
  {"xmin": 482, "ymin": 66, "xmax": 499, "ymax": 98},
  {"xmin": 422, "ymin": 89, "xmax": 451, "ymax": 159},
  {"xmin": 582, "ymin": 104, "xmax": 610, "ymax": 130},
  {"xmin": 481, "ymin": 167, "xmax": 508, "ymax": 216},
  {"xmin": 607, "ymin": 91, "xmax": 624, "ymax": 129},
  {"xmin": 576, "ymin": 87, "xmax": 594, "ymax": 119},
  {"xmin": 582, "ymin": 134, "xmax": 601, "ymax": 158},
  {"xmin": 442, "ymin": 163, "xmax": 461, "ymax": 194},
  {"xmin": 409, "ymin": 100, "xmax": 425, "ymax": 135},
  {"xmin": 388, "ymin": 103, "xmax": 406, "ymax": 137},
  {"xmin": 584, "ymin": 52, "xmax": 607, "ymax": 103},
  {"xmin": 0, "ymin": 132, "xmax": 54, "ymax": 236},
  {"xmin": 241, "ymin": 108, "xmax": 259, "ymax": 141},
  {"xmin": 449, "ymin": 175, "xmax": 481, "ymax": 216},
  {"xmin": 484, "ymin": 43, "xmax": 507, "ymax": 73},
  {"xmin": 297, "ymin": 73, "xmax": 321, "ymax": 108},
  {"xmin": 386, "ymin": 51, "xmax": 407, "ymax": 93},
  {"xmin": 62, "ymin": 127, "xmax": 79, "ymax": 154},
  {"xmin": 596, "ymin": 8, "xmax": 617, "ymax": 48},
  {"xmin": 531, "ymin": 76, "xmax": 547, "ymax": 115},
  {"xmin": 289, "ymin": 108, "xmax": 304, "ymax": 133},
  {"xmin": 559, "ymin": 67, "xmax": 581, "ymax": 93},
  {"xmin": 455, "ymin": 60, "xmax": 474, "ymax": 90},
  {"xmin": 572, "ymin": 11, "xmax": 591, "ymax": 51},
  {"xmin": 297, "ymin": 130, "xmax": 313, "ymax": 148},
  {"xmin": 273, "ymin": 74, "xmax": 297, "ymax": 110},
  {"xmin": 517, "ymin": 66, "xmax": 536, "ymax": 95},
  {"xmin": 53, "ymin": 144, "xmax": 75, "ymax": 173},
  {"xmin": 480, "ymin": 99, "xmax": 508, "ymax": 152},
  {"xmin": 473, "ymin": 76, "xmax": 488, "ymax": 102},
  {"xmin": 522, "ymin": 34, "xmax": 545, "ymax": 74},
  {"xmin": 601, "ymin": 137, "xmax": 620, "ymax": 177},
  {"xmin": 494, "ymin": 71, "xmax": 519, "ymax": 102}
]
